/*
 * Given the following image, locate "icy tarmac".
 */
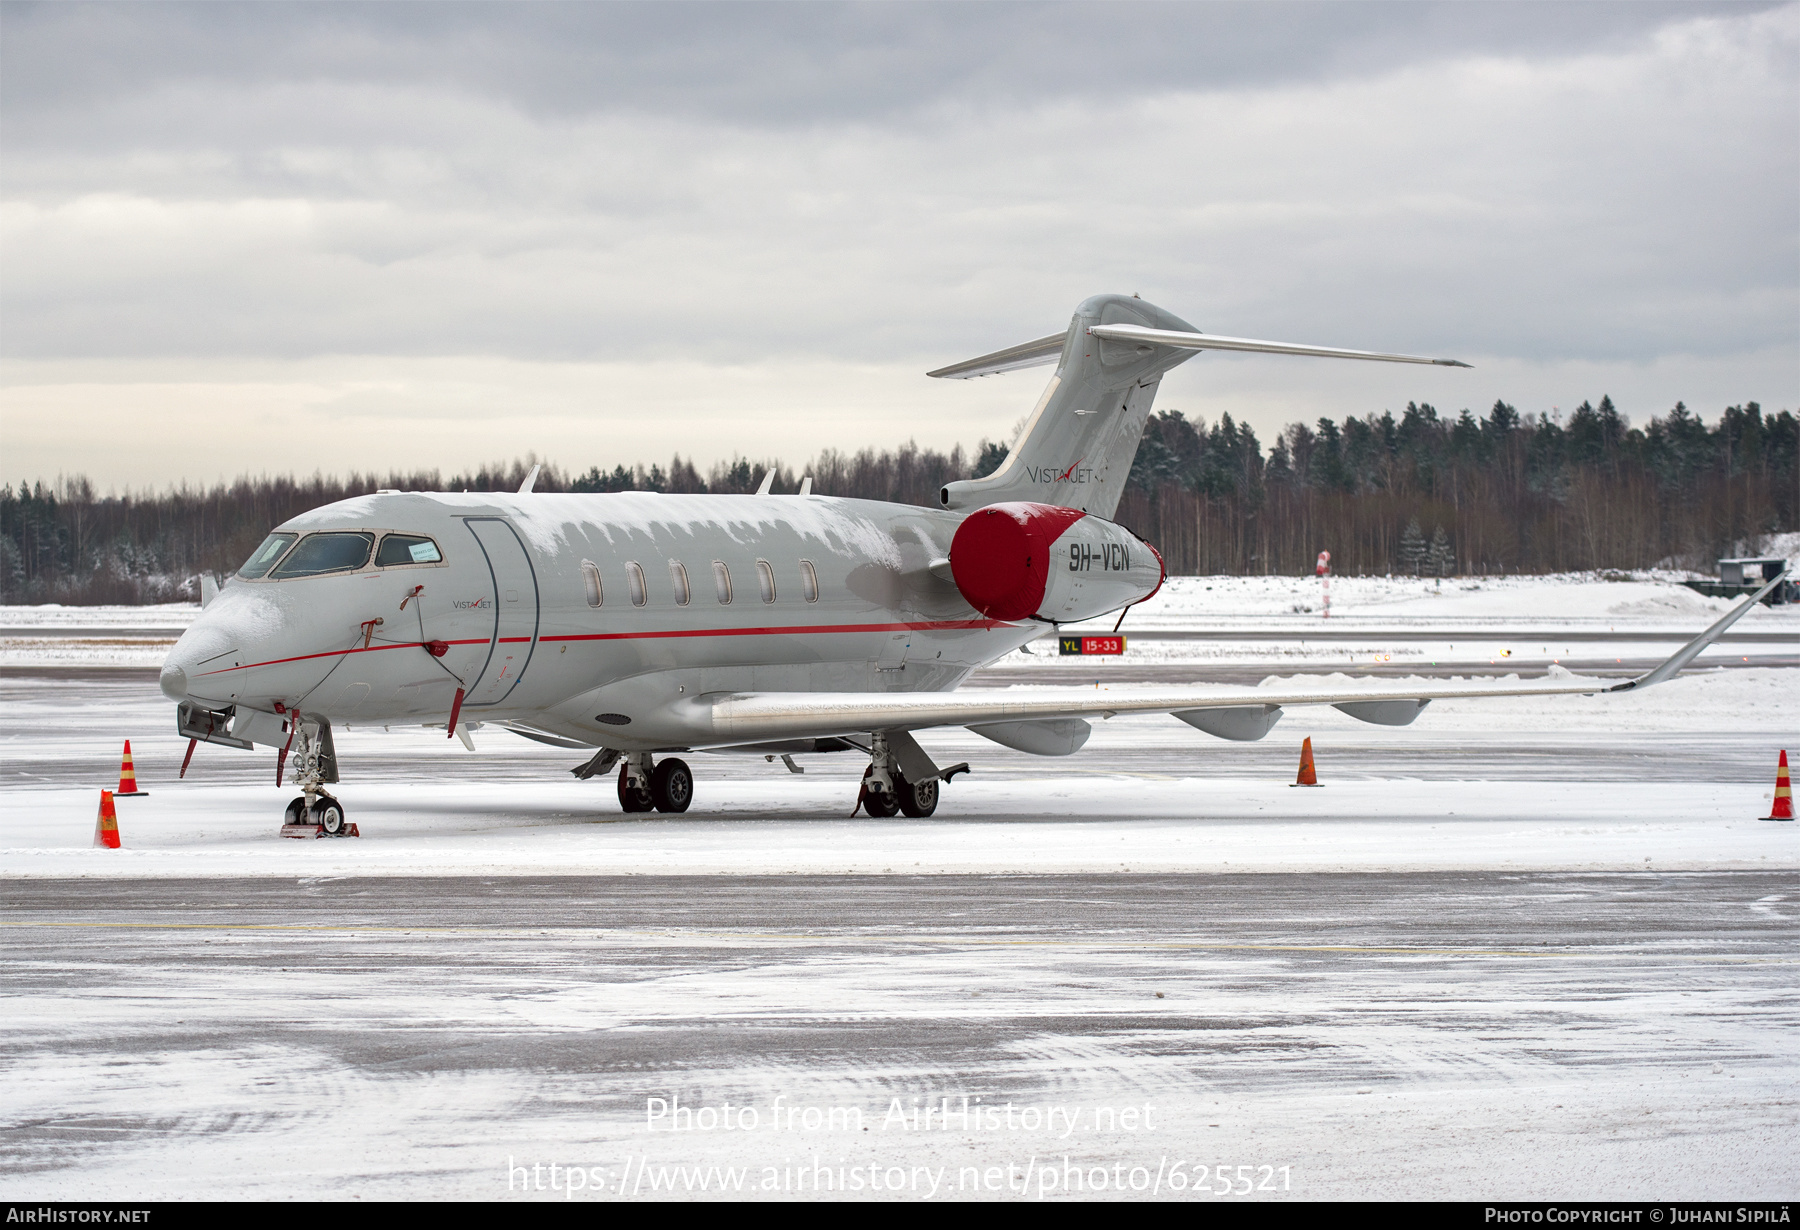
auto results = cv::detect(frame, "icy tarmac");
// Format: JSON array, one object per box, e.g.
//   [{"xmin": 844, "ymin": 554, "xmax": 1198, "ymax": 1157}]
[
  {"xmin": 3, "ymin": 872, "xmax": 1796, "ymax": 1201},
  {"xmin": 1, "ymin": 575, "xmax": 1796, "ymax": 1200}
]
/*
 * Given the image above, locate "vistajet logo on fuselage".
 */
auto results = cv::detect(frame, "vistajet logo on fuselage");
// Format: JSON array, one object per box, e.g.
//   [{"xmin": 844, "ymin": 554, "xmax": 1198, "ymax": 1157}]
[
  {"xmin": 454, "ymin": 598, "xmax": 490, "ymax": 610},
  {"xmin": 1023, "ymin": 459, "xmax": 1093, "ymax": 485}
]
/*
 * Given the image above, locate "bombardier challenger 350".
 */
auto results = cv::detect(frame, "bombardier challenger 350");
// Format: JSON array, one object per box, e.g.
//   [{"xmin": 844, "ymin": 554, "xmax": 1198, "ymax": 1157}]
[{"xmin": 158, "ymin": 294, "xmax": 1781, "ymax": 832}]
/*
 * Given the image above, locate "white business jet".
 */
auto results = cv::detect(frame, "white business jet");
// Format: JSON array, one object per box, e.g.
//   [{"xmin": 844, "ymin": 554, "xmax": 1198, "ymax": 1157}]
[{"xmin": 158, "ymin": 294, "xmax": 1779, "ymax": 833}]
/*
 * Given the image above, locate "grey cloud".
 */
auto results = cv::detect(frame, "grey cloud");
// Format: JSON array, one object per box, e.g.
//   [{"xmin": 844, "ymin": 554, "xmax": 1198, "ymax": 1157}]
[
  {"xmin": 0, "ymin": 1, "xmax": 1793, "ymax": 388},
  {"xmin": 2, "ymin": 0, "xmax": 1773, "ymax": 134}
]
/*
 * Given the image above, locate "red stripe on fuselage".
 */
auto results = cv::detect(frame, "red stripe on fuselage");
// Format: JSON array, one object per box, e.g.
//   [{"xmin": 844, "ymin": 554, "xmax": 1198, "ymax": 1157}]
[
  {"xmin": 195, "ymin": 637, "xmax": 495, "ymax": 676},
  {"xmin": 538, "ymin": 618, "xmax": 1005, "ymax": 644},
  {"xmin": 195, "ymin": 619, "xmax": 1012, "ymax": 676}
]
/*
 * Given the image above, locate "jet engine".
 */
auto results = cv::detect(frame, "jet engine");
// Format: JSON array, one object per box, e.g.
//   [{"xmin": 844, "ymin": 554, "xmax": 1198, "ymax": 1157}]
[{"xmin": 949, "ymin": 502, "xmax": 1164, "ymax": 623}]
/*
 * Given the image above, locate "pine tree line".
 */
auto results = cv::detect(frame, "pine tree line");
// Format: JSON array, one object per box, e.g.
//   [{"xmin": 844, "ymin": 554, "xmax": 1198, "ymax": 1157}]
[
  {"xmin": 2, "ymin": 400, "xmax": 1792, "ymax": 603},
  {"xmin": 1113, "ymin": 399, "xmax": 1797, "ymax": 576}
]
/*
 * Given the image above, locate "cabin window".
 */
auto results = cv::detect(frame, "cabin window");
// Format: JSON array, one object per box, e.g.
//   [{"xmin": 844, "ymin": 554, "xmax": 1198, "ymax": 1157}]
[
  {"xmin": 375, "ymin": 534, "xmax": 442, "ymax": 567},
  {"xmin": 627, "ymin": 561, "xmax": 647, "ymax": 607},
  {"xmin": 799, "ymin": 559, "xmax": 819, "ymax": 603},
  {"xmin": 237, "ymin": 532, "xmax": 297, "ymax": 579},
  {"xmin": 270, "ymin": 532, "xmax": 374, "ymax": 579},
  {"xmin": 756, "ymin": 559, "xmax": 776, "ymax": 603},
  {"xmin": 712, "ymin": 561, "xmax": 732, "ymax": 604},
  {"xmin": 581, "ymin": 560, "xmax": 603, "ymax": 607},
  {"xmin": 669, "ymin": 560, "xmax": 691, "ymax": 606}
]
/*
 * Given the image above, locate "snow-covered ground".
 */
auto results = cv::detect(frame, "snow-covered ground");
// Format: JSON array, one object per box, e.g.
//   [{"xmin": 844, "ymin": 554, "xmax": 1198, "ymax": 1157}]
[
  {"xmin": 5, "ymin": 774, "xmax": 1794, "ymax": 878},
  {"xmin": 0, "ymin": 665, "xmax": 1793, "ymax": 878},
  {"xmin": 2, "ymin": 576, "xmax": 1795, "ymax": 1202}
]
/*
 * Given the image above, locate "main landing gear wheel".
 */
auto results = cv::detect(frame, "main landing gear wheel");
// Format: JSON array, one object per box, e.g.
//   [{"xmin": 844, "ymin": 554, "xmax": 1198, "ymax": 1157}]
[
  {"xmin": 617, "ymin": 764, "xmax": 655, "ymax": 813},
  {"xmin": 650, "ymin": 758, "xmax": 693, "ymax": 813},
  {"xmin": 896, "ymin": 773, "xmax": 939, "ymax": 818},
  {"xmin": 310, "ymin": 795, "xmax": 348, "ymax": 836},
  {"xmin": 859, "ymin": 766, "xmax": 900, "ymax": 817},
  {"xmin": 283, "ymin": 797, "xmax": 309, "ymax": 826}
]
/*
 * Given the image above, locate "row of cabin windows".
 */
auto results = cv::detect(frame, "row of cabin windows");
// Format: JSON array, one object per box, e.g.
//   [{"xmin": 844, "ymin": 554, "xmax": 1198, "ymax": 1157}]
[{"xmin": 581, "ymin": 558, "xmax": 819, "ymax": 608}]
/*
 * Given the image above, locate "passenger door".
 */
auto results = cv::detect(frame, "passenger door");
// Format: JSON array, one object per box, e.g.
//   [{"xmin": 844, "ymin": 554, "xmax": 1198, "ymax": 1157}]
[{"xmin": 463, "ymin": 518, "xmax": 540, "ymax": 706}]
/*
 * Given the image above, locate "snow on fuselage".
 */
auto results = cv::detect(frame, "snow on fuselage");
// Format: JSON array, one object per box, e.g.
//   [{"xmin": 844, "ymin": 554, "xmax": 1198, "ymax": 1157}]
[{"xmin": 161, "ymin": 490, "xmax": 1054, "ymax": 751}]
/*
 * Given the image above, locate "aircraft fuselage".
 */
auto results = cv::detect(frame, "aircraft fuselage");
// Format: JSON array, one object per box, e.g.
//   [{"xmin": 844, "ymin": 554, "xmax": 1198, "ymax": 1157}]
[{"xmin": 164, "ymin": 490, "xmax": 1048, "ymax": 752}]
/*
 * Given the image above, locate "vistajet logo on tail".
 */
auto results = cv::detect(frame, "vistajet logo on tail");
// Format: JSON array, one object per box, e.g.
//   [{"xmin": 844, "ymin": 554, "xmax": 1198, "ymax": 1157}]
[{"xmin": 1024, "ymin": 458, "xmax": 1094, "ymax": 484}]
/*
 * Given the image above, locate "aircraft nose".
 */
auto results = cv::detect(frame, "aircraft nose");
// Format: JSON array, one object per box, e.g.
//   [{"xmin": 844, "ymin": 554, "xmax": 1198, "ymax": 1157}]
[{"xmin": 160, "ymin": 662, "xmax": 189, "ymax": 702}]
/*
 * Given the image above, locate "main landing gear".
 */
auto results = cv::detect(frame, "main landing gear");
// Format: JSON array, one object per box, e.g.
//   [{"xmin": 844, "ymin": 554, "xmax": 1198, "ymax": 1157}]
[
  {"xmin": 854, "ymin": 731, "xmax": 964, "ymax": 818},
  {"xmin": 859, "ymin": 765, "xmax": 938, "ymax": 818},
  {"xmin": 617, "ymin": 753, "xmax": 693, "ymax": 814}
]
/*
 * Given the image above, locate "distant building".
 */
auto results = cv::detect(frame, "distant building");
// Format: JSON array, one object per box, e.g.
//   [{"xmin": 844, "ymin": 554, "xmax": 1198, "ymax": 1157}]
[{"xmin": 1683, "ymin": 557, "xmax": 1794, "ymax": 605}]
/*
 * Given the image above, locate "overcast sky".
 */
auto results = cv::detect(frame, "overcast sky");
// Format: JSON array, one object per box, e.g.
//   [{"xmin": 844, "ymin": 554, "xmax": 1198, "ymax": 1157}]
[{"xmin": 2, "ymin": 0, "xmax": 1795, "ymax": 490}]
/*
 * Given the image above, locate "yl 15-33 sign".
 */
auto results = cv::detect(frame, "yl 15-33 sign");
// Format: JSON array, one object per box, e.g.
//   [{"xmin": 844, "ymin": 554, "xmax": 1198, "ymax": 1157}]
[{"xmin": 1059, "ymin": 636, "xmax": 1126, "ymax": 656}]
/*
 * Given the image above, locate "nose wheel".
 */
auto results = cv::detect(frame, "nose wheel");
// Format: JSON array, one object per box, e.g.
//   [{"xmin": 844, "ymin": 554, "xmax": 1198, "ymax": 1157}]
[
  {"xmin": 280, "ymin": 793, "xmax": 357, "ymax": 838},
  {"xmin": 312, "ymin": 795, "xmax": 350, "ymax": 835}
]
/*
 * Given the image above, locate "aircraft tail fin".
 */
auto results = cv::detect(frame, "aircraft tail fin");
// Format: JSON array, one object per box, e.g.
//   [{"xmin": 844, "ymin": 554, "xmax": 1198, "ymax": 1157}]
[
  {"xmin": 934, "ymin": 294, "xmax": 1470, "ymax": 519},
  {"xmin": 936, "ymin": 294, "xmax": 1199, "ymax": 519}
]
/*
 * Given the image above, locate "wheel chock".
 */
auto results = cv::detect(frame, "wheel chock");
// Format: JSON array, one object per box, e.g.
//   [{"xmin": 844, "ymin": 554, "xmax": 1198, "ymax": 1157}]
[{"xmin": 279, "ymin": 822, "xmax": 361, "ymax": 839}]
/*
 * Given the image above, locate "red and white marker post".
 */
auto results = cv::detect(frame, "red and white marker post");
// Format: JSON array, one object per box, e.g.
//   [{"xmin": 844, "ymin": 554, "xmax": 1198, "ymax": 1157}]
[{"xmin": 1316, "ymin": 550, "xmax": 1332, "ymax": 619}]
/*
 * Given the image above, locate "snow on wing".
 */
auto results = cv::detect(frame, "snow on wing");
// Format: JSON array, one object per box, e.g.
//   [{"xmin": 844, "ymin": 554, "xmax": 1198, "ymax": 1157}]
[{"xmin": 696, "ymin": 574, "xmax": 1781, "ymax": 744}]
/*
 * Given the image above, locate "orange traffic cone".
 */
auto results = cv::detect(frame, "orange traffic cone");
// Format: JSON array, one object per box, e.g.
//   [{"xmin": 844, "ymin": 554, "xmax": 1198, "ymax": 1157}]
[
  {"xmin": 1293, "ymin": 737, "xmax": 1322, "ymax": 787},
  {"xmin": 93, "ymin": 789, "xmax": 121, "ymax": 848},
  {"xmin": 1764, "ymin": 750, "xmax": 1793, "ymax": 822},
  {"xmin": 114, "ymin": 740, "xmax": 148, "ymax": 797}
]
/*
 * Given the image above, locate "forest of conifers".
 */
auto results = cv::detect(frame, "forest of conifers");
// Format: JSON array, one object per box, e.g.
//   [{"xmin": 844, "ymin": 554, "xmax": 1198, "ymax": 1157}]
[{"xmin": 2, "ymin": 397, "xmax": 1794, "ymax": 604}]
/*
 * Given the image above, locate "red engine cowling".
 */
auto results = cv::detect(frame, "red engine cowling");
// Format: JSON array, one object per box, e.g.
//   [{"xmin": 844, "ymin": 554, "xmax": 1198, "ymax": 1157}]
[{"xmin": 950, "ymin": 502, "xmax": 1164, "ymax": 623}]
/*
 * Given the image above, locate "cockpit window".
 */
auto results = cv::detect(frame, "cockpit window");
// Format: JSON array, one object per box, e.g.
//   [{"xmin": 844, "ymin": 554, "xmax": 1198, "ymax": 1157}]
[
  {"xmin": 376, "ymin": 534, "xmax": 443, "ymax": 567},
  {"xmin": 270, "ymin": 532, "xmax": 374, "ymax": 579},
  {"xmin": 237, "ymin": 533, "xmax": 298, "ymax": 579}
]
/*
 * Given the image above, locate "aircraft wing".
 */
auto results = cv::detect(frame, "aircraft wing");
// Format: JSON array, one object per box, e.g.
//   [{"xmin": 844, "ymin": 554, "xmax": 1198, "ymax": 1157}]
[{"xmin": 699, "ymin": 573, "xmax": 1781, "ymax": 744}]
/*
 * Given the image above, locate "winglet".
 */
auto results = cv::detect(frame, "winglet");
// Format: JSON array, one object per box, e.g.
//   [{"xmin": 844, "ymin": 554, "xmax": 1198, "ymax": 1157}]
[
  {"xmin": 518, "ymin": 464, "xmax": 541, "ymax": 494},
  {"xmin": 1609, "ymin": 569, "xmax": 1786, "ymax": 692}
]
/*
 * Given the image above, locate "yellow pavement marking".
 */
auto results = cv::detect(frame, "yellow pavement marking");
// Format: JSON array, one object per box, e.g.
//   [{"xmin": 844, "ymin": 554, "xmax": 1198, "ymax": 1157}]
[{"xmin": 2, "ymin": 918, "xmax": 1789, "ymax": 962}]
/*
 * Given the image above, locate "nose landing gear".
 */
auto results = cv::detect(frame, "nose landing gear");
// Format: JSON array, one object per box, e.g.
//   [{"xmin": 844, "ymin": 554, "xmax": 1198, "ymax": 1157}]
[{"xmin": 278, "ymin": 717, "xmax": 358, "ymax": 838}]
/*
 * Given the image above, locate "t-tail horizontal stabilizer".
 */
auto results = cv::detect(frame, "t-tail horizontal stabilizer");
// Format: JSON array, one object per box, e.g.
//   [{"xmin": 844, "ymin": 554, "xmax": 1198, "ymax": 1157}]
[
  {"xmin": 1084, "ymin": 324, "xmax": 1471, "ymax": 368},
  {"xmin": 927, "ymin": 323, "xmax": 1469, "ymax": 379}
]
